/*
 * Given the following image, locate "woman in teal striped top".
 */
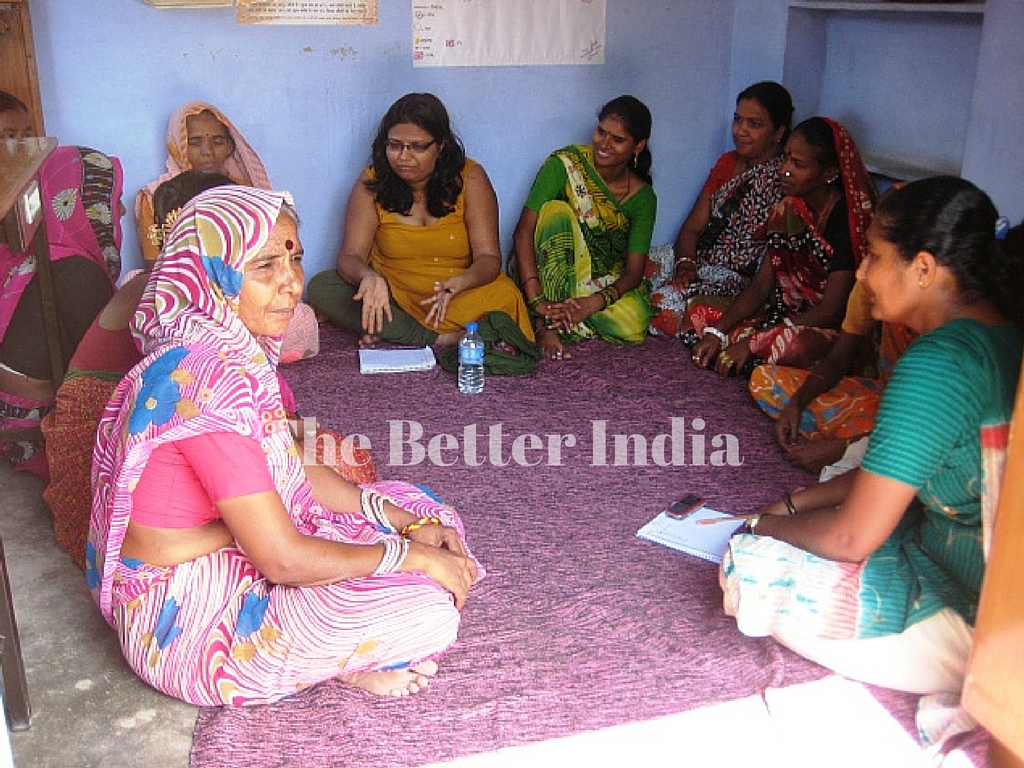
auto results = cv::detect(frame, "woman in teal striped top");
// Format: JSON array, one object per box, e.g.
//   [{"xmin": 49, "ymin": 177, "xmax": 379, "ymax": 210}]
[{"xmin": 720, "ymin": 176, "xmax": 1023, "ymax": 697}]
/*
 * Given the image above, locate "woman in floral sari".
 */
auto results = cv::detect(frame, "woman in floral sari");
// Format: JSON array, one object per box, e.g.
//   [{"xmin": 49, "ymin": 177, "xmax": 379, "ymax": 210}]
[
  {"xmin": 690, "ymin": 117, "xmax": 876, "ymax": 377},
  {"xmin": 89, "ymin": 186, "xmax": 480, "ymax": 706},
  {"xmin": 748, "ymin": 279, "xmax": 919, "ymax": 474},
  {"xmin": 651, "ymin": 81, "xmax": 792, "ymax": 338},
  {"xmin": 512, "ymin": 95, "xmax": 656, "ymax": 360}
]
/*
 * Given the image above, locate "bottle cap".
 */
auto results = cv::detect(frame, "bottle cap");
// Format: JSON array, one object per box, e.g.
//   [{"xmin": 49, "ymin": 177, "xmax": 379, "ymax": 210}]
[{"xmin": 466, "ymin": 322, "xmax": 479, "ymax": 333}]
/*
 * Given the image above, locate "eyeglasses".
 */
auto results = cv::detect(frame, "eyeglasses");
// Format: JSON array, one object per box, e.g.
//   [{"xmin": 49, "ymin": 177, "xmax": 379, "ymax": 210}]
[{"xmin": 385, "ymin": 139, "xmax": 436, "ymax": 155}]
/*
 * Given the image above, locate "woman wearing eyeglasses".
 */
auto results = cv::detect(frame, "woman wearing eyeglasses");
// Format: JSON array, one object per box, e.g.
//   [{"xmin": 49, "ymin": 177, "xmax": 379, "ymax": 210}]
[{"xmin": 308, "ymin": 92, "xmax": 532, "ymax": 347}]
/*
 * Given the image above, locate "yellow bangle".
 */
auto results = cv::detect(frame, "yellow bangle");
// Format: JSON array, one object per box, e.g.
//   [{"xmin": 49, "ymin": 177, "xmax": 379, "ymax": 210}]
[{"xmin": 400, "ymin": 517, "xmax": 443, "ymax": 537}]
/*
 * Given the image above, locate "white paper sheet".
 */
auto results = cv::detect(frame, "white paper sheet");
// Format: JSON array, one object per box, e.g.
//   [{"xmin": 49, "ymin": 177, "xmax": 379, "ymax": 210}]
[
  {"xmin": 358, "ymin": 346, "xmax": 437, "ymax": 374},
  {"xmin": 636, "ymin": 508, "xmax": 745, "ymax": 565},
  {"xmin": 412, "ymin": 0, "xmax": 606, "ymax": 67},
  {"xmin": 236, "ymin": 0, "xmax": 378, "ymax": 26}
]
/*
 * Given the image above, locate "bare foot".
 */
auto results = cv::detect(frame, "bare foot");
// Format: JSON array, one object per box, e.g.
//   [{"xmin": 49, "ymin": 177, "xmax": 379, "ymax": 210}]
[
  {"xmin": 435, "ymin": 331, "xmax": 462, "ymax": 346},
  {"xmin": 781, "ymin": 438, "xmax": 848, "ymax": 474},
  {"xmin": 537, "ymin": 329, "xmax": 571, "ymax": 360},
  {"xmin": 342, "ymin": 660, "xmax": 439, "ymax": 697}
]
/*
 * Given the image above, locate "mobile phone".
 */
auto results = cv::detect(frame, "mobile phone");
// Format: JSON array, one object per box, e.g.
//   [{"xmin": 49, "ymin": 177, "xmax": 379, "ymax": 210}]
[{"xmin": 665, "ymin": 494, "xmax": 706, "ymax": 520}]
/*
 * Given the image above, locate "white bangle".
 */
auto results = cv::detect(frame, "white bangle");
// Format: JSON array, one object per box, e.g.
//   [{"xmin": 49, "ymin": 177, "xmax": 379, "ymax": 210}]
[
  {"xmin": 360, "ymin": 488, "xmax": 395, "ymax": 532},
  {"xmin": 703, "ymin": 327, "xmax": 729, "ymax": 346},
  {"xmin": 373, "ymin": 537, "xmax": 410, "ymax": 576}
]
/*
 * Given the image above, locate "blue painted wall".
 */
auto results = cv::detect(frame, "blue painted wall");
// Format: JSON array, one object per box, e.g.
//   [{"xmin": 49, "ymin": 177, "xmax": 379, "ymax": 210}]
[
  {"xmin": 28, "ymin": 0, "xmax": 1024, "ymax": 280},
  {"xmin": 728, "ymin": 0, "xmax": 1024, "ymax": 225},
  {"xmin": 28, "ymin": 0, "xmax": 739, "ymax": 279}
]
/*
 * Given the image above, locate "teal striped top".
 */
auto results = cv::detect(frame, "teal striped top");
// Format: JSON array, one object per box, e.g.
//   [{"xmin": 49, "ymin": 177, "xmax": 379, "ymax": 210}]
[{"xmin": 861, "ymin": 318, "xmax": 1023, "ymax": 629}]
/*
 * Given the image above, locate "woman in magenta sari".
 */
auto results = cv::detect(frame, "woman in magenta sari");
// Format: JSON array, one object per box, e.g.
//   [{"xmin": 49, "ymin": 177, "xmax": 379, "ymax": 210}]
[
  {"xmin": 690, "ymin": 117, "xmax": 876, "ymax": 377},
  {"xmin": 0, "ymin": 145, "xmax": 124, "ymax": 476}
]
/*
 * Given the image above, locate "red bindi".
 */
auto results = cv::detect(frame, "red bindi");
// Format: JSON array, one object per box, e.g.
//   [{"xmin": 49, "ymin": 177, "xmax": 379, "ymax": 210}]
[{"xmin": 285, "ymin": 239, "xmax": 294, "ymax": 250}]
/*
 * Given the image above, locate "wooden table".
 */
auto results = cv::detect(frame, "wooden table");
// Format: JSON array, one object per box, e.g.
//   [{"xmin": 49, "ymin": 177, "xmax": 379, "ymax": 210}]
[
  {"xmin": 0, "ymin": 138, "xmax": 57, "ymax": 220},
  {"xmin": 0, "ymin": 137, "xmax": 58, "ymax": 442},
  {"xmin": 0, "ymin": 135, "xmax": 57, "ymax": 731}
]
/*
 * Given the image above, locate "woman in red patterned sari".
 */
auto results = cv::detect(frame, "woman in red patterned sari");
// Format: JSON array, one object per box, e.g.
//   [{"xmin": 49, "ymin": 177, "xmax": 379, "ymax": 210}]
[{"xmin": 690, "ymin": 117, "xmax": 876, "ymax": 376}]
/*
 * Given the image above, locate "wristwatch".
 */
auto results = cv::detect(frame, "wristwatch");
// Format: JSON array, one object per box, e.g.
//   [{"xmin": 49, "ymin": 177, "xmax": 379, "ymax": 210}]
[{"xmin": 746, "ymin": 514, "xmax": 762, "ymax": 534}]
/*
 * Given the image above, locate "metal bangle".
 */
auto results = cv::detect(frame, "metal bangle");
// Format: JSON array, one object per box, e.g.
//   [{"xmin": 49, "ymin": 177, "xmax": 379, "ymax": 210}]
[
  {"xmin": 702, "ymin": 326, "xmax": 729, "ymax": 346},
  {"xmin": 783, "ymin": 492, "xmax": 799, "ymax": 516}
]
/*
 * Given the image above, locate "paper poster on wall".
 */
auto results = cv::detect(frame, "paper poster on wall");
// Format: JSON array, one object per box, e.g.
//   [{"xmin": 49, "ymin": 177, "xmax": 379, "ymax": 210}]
[
  {"xmin": 412, "ymin": 0, "xmax": 606, "ymax": 68},
  {"xmin": 236, "ymin": 0, "xmax": 378, "ymax": 25}
]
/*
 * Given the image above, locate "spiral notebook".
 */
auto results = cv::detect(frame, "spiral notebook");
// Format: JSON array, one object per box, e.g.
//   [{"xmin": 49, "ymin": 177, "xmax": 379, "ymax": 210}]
[
  {"xmin": 358, "ymin": 346, "xmax": 436, "ymax": 374},
  {"xmin": 635, "ymin": 507, "xmax": 744, "ymax": 564}
]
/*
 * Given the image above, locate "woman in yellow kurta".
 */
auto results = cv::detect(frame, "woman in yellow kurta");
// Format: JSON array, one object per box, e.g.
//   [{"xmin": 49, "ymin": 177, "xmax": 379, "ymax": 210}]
[{"xmin": 308, "ymin": 93, "xmax": 532, "ymax": 346}]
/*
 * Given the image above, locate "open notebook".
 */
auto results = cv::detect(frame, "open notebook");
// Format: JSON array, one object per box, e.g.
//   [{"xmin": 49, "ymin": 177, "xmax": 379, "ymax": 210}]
[
  {"xmin": 358, "ymin": 346, "xmax": 436, "ymax": 374},
  {"xmin": 636, "ymin": 507, "xmax": 745, "ymax": 564}
]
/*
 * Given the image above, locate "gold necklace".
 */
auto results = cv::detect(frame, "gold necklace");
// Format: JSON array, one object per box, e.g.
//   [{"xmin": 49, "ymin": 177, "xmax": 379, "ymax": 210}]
[{"xmin": 602, "ymin": 167, "xmax": 631, "ymax": 202}]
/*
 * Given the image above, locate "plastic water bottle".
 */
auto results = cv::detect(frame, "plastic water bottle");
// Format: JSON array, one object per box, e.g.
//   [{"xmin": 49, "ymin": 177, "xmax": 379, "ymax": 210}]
[{"xmin": 457, "ymin": 321, "xmax": 485, "ymax": 394}]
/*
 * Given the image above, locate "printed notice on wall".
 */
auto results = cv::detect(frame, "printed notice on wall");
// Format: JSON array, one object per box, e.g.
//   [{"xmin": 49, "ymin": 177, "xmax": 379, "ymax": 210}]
[
  {"xmin": 412, "ymin": 0, "xmax": 606, "ymax": 68},
  {"xmin": 236, "ymin": 0, "xmax": 378, "ymax": 25}
]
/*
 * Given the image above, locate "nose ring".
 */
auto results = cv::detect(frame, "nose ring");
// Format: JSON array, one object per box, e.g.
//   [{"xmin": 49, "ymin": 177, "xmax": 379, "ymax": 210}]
[{"xmin": 783, "ymin": 170, "xmax": 792, "ymax": 178}]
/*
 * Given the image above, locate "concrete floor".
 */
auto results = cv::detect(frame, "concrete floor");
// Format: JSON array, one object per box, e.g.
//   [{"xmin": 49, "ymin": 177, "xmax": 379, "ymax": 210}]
[{"xmin": 2, "ymin": 463, "xmax": 195, "ymax": 768}]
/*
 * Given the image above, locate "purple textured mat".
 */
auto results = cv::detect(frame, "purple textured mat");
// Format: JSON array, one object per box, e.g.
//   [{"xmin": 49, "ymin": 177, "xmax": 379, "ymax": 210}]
[{"xmin": 191, "ymin": 325, "xmax": 977, "ymax": 767}]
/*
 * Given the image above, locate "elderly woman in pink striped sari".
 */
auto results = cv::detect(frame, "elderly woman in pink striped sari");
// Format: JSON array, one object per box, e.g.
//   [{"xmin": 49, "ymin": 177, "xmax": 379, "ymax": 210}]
[{"xmin": 88, "ymin": 186, "xmax": 481, "ymax": 706}]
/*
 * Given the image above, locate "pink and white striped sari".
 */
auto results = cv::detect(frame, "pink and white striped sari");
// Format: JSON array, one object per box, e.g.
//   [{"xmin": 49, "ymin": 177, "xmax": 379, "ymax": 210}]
[{"xmin": 88, "ymin": 186, "xmax": 480, "ymax": 706}]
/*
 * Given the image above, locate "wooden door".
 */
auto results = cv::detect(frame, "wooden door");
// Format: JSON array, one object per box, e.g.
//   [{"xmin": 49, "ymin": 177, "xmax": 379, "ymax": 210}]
[
  {"xmin": 0, "ymin": 0, "xmax": 43, "ymax": 133},
  {"xmin": 963, "ymin": 363, "xmax": 1024, "ymax": 766}
]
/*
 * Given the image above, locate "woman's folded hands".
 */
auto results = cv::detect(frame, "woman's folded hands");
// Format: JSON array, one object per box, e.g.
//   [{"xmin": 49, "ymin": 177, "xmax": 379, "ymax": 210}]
[{"xmin": 405, "ymin": 540, "xmax": 478, "ymax": 610}]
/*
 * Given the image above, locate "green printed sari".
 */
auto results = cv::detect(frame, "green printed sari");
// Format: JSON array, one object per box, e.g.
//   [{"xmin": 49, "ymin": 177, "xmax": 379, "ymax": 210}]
[{"xmin": 531, "ymin": 145, "xmax": 656, "ymax": 344}]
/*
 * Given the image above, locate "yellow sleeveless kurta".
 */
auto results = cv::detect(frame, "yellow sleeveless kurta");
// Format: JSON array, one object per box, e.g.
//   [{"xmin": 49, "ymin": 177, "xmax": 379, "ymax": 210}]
[{"xmin": 370, "ymin": 159, "xmax": 533, "ymax": 339}]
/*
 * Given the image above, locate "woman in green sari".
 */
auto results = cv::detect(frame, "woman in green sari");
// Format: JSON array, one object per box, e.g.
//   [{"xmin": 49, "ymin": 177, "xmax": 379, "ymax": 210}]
[{"xmin": 512, "ymin": 95, "xmax": 657, "ymax": 360}]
